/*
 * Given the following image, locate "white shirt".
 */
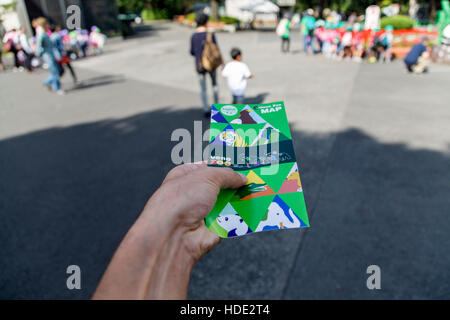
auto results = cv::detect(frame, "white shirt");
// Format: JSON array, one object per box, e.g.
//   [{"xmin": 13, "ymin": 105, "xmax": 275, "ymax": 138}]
[
  {"xmin": 19, "ymin": 33, "xmax": 32, "ymax": 54},
  {"xmin": 222, "ymin": 61, "xmax": 251, "ymax": 96}
]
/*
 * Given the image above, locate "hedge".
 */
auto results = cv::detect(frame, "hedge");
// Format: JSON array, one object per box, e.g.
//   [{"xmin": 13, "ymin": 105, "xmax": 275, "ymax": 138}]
[
  {"xmin": 141, "ymin": 8, "xmax": 169, "ymax": 21},
  {"xmin": 185, "ymin": 13, "xmax": 239, "ymax": 25},
  {"xmin": 380, "ymin": 15, "xmax": 415, "ymax": 29}
]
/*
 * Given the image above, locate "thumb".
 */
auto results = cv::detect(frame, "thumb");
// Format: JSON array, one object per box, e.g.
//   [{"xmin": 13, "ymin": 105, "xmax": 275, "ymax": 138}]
[{"xmin": 200, "ymin": 167, "xmax": 247, "ymax": 190}]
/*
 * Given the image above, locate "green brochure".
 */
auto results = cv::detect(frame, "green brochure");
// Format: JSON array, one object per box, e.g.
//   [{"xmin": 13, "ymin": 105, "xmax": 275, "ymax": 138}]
[{"xmin": 205, "ymin": 101, "xmax": 309, "ymax": 238}]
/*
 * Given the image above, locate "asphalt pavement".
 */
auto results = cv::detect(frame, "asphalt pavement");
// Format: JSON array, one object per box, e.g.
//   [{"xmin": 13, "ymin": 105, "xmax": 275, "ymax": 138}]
[{"xmin": 0, "ymin": 22, "xmax": 449, "ymax": 299}]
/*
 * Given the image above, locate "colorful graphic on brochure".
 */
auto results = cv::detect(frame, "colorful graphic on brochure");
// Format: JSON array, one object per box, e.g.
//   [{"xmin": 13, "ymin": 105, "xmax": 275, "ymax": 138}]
[{"xmin": 205, "ymin": 102, "xmax": 310, "ymax": 238}]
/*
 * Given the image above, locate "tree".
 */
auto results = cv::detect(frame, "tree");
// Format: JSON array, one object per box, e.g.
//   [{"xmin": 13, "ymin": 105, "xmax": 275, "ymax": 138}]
[{"xmin": 211, "ymin": 0, "xmax": 219, "ymax": 21}]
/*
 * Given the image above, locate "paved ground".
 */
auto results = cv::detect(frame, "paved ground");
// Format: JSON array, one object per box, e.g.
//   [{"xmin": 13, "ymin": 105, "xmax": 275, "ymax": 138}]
[{"xmin": 0, "ymin": 22, "xmax": 449, "ymax": 299}]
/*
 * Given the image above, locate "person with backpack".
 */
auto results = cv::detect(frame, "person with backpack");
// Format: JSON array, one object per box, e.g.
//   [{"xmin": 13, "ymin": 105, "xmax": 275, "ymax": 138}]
[
  {"xmin": 50, "ymin": 25, "xmax": 78, "ymax": 84},
  {"xmin": 379, "ymin": 25, "xmax": 394, "ymax": 63},
  {"xmin": 34, "ymin": 17, "xmax": 65, "ymax": 95},
  {"xmin": 301, "ymin": 9, "xmax": 316, "ymax": 54},
  {"xmin": 276, "ymin": 14, "xmax": 291, "ymax": 53},
  {"xmin": 190, "ymin": 13, "xmax": 223, "ymax": 117}
]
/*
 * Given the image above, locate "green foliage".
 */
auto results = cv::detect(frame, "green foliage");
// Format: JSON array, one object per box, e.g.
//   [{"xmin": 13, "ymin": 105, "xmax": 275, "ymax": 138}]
[
  {"xmin": 185, "ymin": 12, "xmax": 239, "ymax": 24},
  {"xmin": 294, "ymin": 0, "xmax": 434, "ymax": 16},
  {"xmin": 0, "ymin": 1, "xmax": 17, "ymax": 12},
  {"xmin": 380, "ymin": 15, "xmax": 415, "ymax": 29},
  {"xmin": 117, "ymin": 0, "xmax": 145, "ymax": 13},
  {"xmin": 185, "ymin": 12, "xmax": 196, "ymax": 21},
  {"xmin": 219, "ymin": 16, "xmax": 239, "ymax": 24},
  {"xmin": 141, "ymin": 8, "xmax": 168, "ymax": 20},
  {"xmin": 380, "ymin": 0, "xmax": 393, "ymax": 7},
  {"xmin": 117, "ymin": 0, "xmax": 188, "ymax": 17}
]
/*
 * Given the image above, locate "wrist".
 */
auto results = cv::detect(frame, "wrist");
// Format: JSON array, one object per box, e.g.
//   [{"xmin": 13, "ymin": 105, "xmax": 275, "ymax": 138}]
[
  {"xmin": 93, "ymin": 193, "xmax": 195, "ymax": 300},
  {"xmin": 125, "ymin": 215, "xmax": 195, "ymax": 299}
]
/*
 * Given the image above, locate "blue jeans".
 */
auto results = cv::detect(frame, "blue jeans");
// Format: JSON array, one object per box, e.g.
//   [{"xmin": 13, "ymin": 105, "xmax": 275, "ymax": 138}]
[
  {"xmin": 303, "ymin": 34, "xmax": 312, "ymax": 54},
  {"xmin": 44, "ymin": 55, "xmax": 61, "ymax": 91},
  {"xmin": 198, "ymin": 71, "xmax": 218, "ymax": 113},
  {"xmin": 232, "ymin": 94, "xmax": 244, "ymax": 104}
]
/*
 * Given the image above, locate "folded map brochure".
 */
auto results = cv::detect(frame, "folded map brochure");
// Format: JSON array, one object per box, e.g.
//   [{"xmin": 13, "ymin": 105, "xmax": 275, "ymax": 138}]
[{"xmin": 205, "ymin": 101, "xmax": 310, "ymax": 238}]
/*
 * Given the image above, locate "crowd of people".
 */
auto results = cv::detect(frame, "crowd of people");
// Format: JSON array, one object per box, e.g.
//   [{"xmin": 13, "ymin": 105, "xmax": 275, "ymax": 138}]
[
  {"xmin": 278, "ymin": 9, "xmax": 397, "ymax": 63},
  {"xmin": 277, "ymin": 8, "xmax": 431, "ymax": 71},
  {"xmin": 1, "ymin": 18, "xmax": 107, "ymax": 94},
  {"xmin": 190, "ymin": 10, "xmax": 433, "ymax": 117}
]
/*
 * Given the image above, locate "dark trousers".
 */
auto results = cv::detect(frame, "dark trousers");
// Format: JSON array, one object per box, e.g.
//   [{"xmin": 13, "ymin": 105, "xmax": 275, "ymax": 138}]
[
  {"xmin": 59, "ymin": 62, "xmax": 78, "ymax": 83},
  {"xmin": 405, "ymin": 62, "xmax": 414, "ymax": 73},
  {"xmin": 11, "ymin": 47, "xmax": 20, "ymax": 68},
  {"xmin": 281, "ymin": 37, "xmax": 290, "ymax": 53},
  {"xmin": 23, "ymin": 52, "xmax": 34, "ymax": 71},
  {"xmin": 232, "ymin": 94, "xmax": 244, "ymax": 104}
]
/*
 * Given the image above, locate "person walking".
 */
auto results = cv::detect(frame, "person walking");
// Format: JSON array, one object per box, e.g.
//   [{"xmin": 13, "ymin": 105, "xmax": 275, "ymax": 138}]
[
  {"xmin": 190, "ymin": 13, "xmax": 222, "ymax": 117},
  {"xmin": 301, "ymin": 9, "xmax": 316, "ymax": 54},
  {"xmin": 277, "ymin": 15, "xmax": 291, "ymax": 53},
  {"xmin": 222, "ymin": 48, "xmax": 254, "ymax": 104},
  {"xmin": 34, "ymin": 17, "xmax": 65, "ymax": 95},
  {"xmin": 50, "ymin": 25, "xmax": 78, "ymax": 84}
]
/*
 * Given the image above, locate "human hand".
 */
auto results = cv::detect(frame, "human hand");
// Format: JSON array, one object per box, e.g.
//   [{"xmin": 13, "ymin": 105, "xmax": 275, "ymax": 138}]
[
  {"xmin": 152, "ymin": 162, "xmax": 247, "ymax": 263},
  {"xmin": 93, "ymin": 163, "xmax": 247, "ymax": 300}
]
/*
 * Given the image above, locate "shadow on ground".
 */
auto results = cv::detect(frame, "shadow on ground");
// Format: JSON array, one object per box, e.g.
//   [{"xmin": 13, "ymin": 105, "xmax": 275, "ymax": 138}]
[
  {"xmin": 0, "ymin": 107, "xmax": 449, "ymax": 299},
  {"xmin": 124, "ymin": 23, "xmax": 170, "ymax": 40},
  {"xmin": 243, "ymin": 93, "xmax": 269, "ymax": 104},
  {"xmin": 66, "ymin": 75, "xmax": 126, "ymax": 92}
]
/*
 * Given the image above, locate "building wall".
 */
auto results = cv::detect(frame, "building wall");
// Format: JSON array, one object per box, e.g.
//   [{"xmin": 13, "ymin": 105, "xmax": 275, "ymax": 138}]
[{"xmin": 24, "ymin": 0, "xmax": 120, "ymax": 34}]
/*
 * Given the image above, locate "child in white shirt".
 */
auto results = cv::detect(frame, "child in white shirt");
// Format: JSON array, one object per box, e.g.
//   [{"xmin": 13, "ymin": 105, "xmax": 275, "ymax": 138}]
[{"xmin": 222, "ymin": 48, "xmax": 254, "ymax": 104}]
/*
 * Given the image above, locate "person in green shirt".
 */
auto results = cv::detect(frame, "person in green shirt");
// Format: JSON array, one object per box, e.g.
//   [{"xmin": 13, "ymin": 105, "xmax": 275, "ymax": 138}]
[
  {"xmin": 277, "ymin": 15, "xmax": 291, "ymax": 53},
  {"xmin": 301, "ymin": 9, "xmax": 316, "ymax": 54},
  {"xmin": 282, "ymin": 18, "xmax": 291, "ymax": 53}
]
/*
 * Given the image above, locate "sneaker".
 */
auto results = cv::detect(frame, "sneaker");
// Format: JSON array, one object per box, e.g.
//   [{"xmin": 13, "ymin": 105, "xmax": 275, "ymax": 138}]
[{"xmin": 56, "ymin": 90, "xmax": 66, "ymax": 96}]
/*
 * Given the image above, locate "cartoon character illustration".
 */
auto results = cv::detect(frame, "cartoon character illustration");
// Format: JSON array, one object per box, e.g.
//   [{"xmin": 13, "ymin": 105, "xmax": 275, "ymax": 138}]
[
  {"xmin": 216, "ymin": 204, "xmax": 252, "ymax": 237},
  {"xmin": 216, "ymin": 129, "xmax": 247, "ymax": 147},
  {"xmin": 255, "ymin": 195, "xmax": 302, "ymax": 232},
  {"xmin": 219, "ymin": 130, "xmax": 237, "ymax": 146}
]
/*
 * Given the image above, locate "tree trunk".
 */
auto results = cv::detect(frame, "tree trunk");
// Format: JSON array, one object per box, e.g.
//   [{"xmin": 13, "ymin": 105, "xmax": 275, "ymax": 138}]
[
  {"xmin": 430, "ymin": 0, "xmax": 437, "ymax": 23},
  {"xmin": 211, "ymin": 0, "xmax": 219, "ymax": 21}
]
